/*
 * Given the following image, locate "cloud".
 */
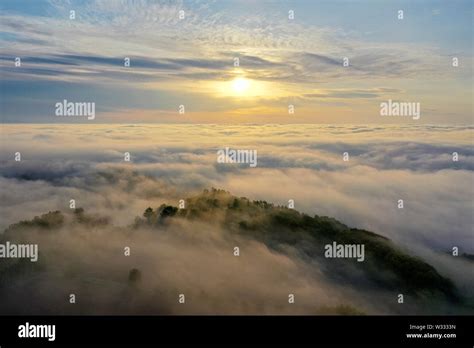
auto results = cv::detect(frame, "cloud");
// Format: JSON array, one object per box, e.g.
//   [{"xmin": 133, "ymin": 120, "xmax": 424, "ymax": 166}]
[
  {"xmin": 0, "ymin": 124, "xmax": 472, "ymax": 314},
  {"xmin": 1, "ymin": 124, "xmax": 472, "ymax": 253},
  {"xmin": 303, "ymin": 88, "xmax": 404, "ymax": 100},
  {"xmin": 1, "ymin": 0, "xmax": 469, "ymax": 122}
]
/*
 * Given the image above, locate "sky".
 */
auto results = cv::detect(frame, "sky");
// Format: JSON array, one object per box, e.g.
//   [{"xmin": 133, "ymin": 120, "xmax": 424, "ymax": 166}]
[{"xmin": 0, "ymin": 0, "xmax": 472, "ymax": 123}]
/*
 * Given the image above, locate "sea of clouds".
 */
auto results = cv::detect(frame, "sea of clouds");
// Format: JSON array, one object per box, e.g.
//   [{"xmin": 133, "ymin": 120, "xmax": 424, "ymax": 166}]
[{"xmin": 0, "ymin": 124, "xmax": 473, "ymax": 313}]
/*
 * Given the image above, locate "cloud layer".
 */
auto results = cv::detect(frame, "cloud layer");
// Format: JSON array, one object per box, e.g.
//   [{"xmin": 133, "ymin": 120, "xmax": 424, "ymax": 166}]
[
  {"xmin": 0, "ymin": 124, "xmax": 473, "ymax": 314},
  {"xmin": 1, "ymin": 124, "xmax": 473, "ymax": 294}
]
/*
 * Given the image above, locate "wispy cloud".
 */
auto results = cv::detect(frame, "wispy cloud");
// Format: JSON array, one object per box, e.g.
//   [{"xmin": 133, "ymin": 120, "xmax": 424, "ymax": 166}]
[{"xmin": 0, "ymin": 0, "xmax": 472, "ymax": 122}]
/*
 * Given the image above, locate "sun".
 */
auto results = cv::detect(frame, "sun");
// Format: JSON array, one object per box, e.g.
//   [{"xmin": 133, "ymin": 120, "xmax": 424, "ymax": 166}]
[
  {"xmin": 232, "ymin": 77, "xmax": 250, "ymax": 94},
  {"xmin": 209, "ymin": 76, "xmax": 274, "ymax": 98}
]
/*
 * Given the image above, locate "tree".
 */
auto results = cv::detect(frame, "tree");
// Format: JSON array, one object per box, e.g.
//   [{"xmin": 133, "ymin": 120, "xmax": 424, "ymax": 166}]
[{"xmin": 143, "ymin": 207, "xmax": 153, "ymax": 224}]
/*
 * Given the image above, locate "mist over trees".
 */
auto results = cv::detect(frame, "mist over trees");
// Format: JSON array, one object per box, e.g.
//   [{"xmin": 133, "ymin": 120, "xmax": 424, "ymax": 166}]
[{"xmin": 0, "ymin": 188, "xmax": 470, "ymax": 315}]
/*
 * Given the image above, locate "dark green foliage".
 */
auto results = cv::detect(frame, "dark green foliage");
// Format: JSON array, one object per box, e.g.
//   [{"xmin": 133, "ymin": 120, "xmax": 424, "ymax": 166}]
[
  {"xmin": 73, "ymin": 207, "xmax": 109, "ymax": 226},
  {"xmin": 143, "ymin": 207, "xmax": 153, "ymax": 221},
  {"xmin": 230, "ymin": 198, "xmax": 240, "ymax": 209},
  {"xmin": 158, "ymin": 205, "xmax": 178, "ymax": 218},
  {"xmin": 4, "ymin": 211, "xmax": 64, "ymax": 235}
]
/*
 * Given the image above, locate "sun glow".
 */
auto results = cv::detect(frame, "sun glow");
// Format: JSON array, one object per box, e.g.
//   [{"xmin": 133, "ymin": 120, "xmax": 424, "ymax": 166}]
[
  {"xmin": 206, "ymin": 75, "xmax": 286, "ymax": 99},
  {"xmin": 232, "ymin": 77, "xmax": 250, "ymax": 94}
]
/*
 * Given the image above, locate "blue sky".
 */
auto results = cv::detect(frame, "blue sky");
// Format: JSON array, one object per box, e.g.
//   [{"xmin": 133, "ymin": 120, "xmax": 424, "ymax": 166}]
[{"xmin": 1, "ymin": 0, "xmax": 472, "ymax": 123}]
